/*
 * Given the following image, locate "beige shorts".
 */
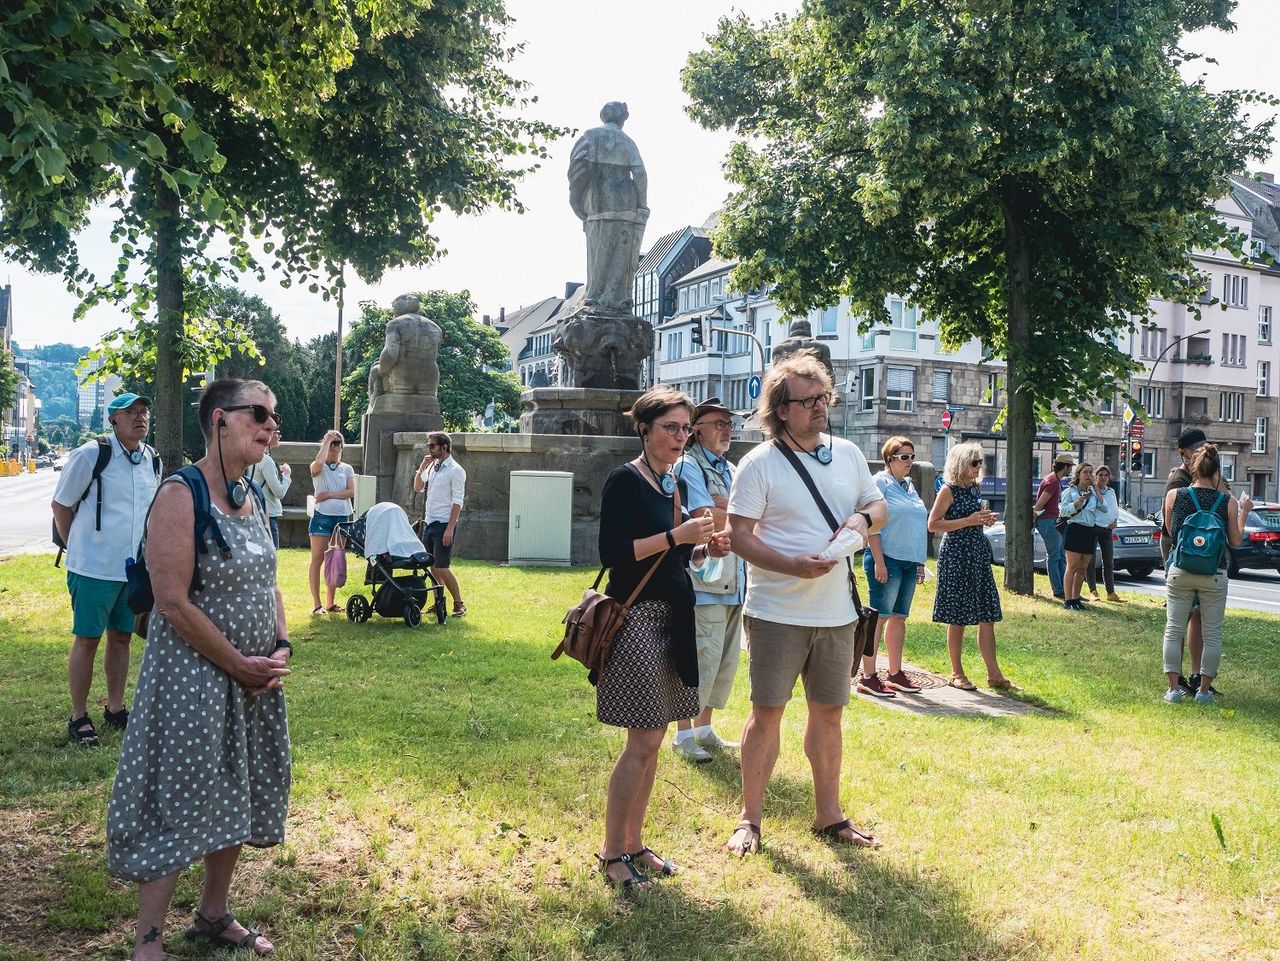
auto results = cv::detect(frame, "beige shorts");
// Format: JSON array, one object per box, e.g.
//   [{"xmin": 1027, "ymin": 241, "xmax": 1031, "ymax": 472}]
[
  {"xmin": 694, "ymin": 603, "xmax": 744, "ymax": 711},
  {"xmin": 744, "ymin": 616, "xmax": 855, "ymax": 707}
]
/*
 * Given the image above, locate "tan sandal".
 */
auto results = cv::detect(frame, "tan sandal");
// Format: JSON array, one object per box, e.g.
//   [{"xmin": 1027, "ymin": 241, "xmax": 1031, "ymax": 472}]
[{"xmin": 948, "ymin": 674, "xmax": 977, "ymax": 691}]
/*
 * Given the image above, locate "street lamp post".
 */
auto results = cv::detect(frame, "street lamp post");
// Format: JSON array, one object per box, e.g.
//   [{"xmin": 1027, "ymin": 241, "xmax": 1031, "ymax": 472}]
[
  {"xmin": 707, "ymin": 300, "xmax": 768, "ymax": 414},
  {"xmin": 1135, "ymin": 326, "xmax": 1210, "ymax": 513}
]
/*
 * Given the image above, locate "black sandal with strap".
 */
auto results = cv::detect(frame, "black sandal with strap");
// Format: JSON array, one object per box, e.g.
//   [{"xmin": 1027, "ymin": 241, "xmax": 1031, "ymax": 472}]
[
  {"xmin": 813, "ymin": 818, "xmax": 880, "ymax": 849},
  {"xmin": 596, "ymin": 852, "xmax": 648, "ymax": 892},
  {"xmin": 726, "ymin": 821, "xmax": 762, "ymax": 857},
  {"xmin": 629, "ymin": 846, "xmax": 677, "ymax": 877},
  {"xmin": 183, "ymin": 911, "xmax": 272, "ymax": 955},
  {"xmin": 68, "ymin": 714, "xmax": 100, "ymax": 747}
]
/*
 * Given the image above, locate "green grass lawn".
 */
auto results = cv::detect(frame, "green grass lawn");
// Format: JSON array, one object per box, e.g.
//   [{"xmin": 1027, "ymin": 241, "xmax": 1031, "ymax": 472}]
[{"xmin": 1, "ymin": 552, "xmax": 1278, "ymax": 960}]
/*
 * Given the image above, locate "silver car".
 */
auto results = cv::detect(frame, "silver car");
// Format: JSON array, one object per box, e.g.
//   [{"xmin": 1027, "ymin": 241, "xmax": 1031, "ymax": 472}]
[{"xmin": 984, "ymin": 508, "xmax": 1160, "ymax": 579}]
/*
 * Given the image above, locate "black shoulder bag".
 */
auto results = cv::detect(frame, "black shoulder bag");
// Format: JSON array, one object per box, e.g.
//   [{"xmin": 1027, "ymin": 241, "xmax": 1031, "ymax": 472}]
[{"xmin": 771, "ymin": 440, "xmax": 879, "ymax": 668}]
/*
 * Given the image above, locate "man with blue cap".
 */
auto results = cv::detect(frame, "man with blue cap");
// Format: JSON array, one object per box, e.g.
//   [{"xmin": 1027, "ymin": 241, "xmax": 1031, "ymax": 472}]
[{"xmin": 51, "ymin": 392, "xmax": 161, "ymax": 746}]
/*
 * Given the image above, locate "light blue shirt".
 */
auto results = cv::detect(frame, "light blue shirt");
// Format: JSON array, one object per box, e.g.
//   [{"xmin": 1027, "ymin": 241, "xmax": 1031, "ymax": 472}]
[
  {"xmin": 1060, "ymin": 484, "xmax": 1099, "ymax": 526},
  {"xmin": 676, "ymin": 449, "xmax": 745, "ymax": 606},
  {"xmin": 1092, "ymin": 486, "xmax": 1119, "ymax": 527},
  {"xmin": 872, "ymin": 470, "xmax": 928, "ymax": 564}
]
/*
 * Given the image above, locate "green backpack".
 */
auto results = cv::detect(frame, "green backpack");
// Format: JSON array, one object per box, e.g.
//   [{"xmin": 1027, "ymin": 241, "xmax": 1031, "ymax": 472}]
[{"xmin": 1170, "ymin": 488, "xmax": 1227, "ymax": 575}]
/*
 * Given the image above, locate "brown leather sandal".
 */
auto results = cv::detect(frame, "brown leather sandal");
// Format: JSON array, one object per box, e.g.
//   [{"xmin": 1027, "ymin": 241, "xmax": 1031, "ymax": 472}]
[
  {"xmin": 726, "ymin": 820, "xmax": 762, "ymax": 857},
  {"xmin": 183, "ymin": 911, "xmax": 272, "ymax": 955}
]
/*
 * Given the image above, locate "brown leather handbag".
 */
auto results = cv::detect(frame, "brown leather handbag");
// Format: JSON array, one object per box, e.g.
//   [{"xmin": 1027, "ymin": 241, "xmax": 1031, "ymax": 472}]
[{"xmin": 553, "ymin": 481, "xmax": 681, "ymax": 677}]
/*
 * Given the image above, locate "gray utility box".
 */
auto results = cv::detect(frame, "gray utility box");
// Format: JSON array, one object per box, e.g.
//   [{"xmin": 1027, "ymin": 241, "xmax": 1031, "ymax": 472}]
[{"xmin": 508, "ymin": 470, "xmax": 574, "ymax": 566}]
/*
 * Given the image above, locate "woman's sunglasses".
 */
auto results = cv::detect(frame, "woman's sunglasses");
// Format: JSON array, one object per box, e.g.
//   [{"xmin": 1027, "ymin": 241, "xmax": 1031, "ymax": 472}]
[
  {"xmin": 223, "ymin": 404, "xmax": 281, "ymax": 429},
  {"xmin": 969, "ymin": 459, "xmax": 983, "ymax": 468},
  {"xmin": 888, "ymin": 452, "xmax": 916, "ymax": 462}
]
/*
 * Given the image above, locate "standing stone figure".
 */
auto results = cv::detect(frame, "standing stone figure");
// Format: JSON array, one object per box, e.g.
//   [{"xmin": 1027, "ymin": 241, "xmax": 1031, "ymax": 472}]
[
  {"xmin": 568, "ymin": 102, "xmax": 649, "ymax": 315},
  {"xmin": 368, "ymin": 293, "xmax": 443, "ymax": 415},
  {"xmin": 770, "ymin": 318, "xmax": 834, "ymax": 380}
]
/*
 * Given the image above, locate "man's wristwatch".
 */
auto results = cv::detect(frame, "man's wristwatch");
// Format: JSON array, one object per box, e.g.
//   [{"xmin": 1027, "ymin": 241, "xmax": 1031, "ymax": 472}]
[
  {"xmin": 275, "ymin": 639, "xmax": 292, "ymax": 653},
  {"xmin": 856, "ymin": 511, "xmax": 872, "ymax": 528}
]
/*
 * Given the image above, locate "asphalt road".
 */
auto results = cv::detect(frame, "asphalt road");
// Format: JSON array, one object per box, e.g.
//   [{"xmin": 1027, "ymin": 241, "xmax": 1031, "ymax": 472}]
[
  {"xmin": 1107, "ymin": 565, "xmax": 1280, "ymax": 615},
  {"xmin": 0, "ymin": 468, "xmax": 58, "ymax": 558}
]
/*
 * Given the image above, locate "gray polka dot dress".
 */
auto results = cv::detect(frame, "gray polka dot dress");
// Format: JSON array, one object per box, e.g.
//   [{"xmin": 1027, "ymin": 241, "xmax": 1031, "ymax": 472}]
[
  {"xmin": 107, "ymin": 501, "xmax": 291, "ymax": 883},
  {"xmin": 932, "ymin": 484, "xmax": 1003, "ymax": 626}
]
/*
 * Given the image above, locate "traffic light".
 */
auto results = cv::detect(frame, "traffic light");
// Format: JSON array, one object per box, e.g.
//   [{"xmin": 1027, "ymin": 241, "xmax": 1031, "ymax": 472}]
[
  {"xmin": 1129, "ymin": 440, "xmax": 1144, "ymax": 473},
  {"xmin": 690, "ymin": 318, "xmax": 704, "ymax": 348}
]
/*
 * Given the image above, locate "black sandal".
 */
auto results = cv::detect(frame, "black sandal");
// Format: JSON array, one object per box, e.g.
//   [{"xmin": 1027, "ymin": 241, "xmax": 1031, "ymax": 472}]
[
  {"xmin": 726, "ymin": 821, "xmax": 762, "ymax": 857},
  {"xmin": 68, "ymin": 714, "xmax": 100, "ymax": 747},
  {"xmin": 812, "ymin": 818, "xmax": 880, "ymax": 849},
  {"xmin": 629, "ymin": 846, "xmax": 677, "ymax": 877},
  {"xmin": 596, "ymin": 852, "xmax": 648, "ymax": 892},
  {"xmin": 103, "ymin": 707, "xmax": 129, "ymax": 731},
  {"xmin": 183, "ymin": 911, "xmax": 272, "ymax": 955}
]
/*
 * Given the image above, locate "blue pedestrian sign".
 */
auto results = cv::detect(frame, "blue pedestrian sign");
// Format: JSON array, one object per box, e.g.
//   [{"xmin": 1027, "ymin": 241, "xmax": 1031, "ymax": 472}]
[{"xmin": 748, "ymin": 375, "xmax": 762, "ymax": 400}]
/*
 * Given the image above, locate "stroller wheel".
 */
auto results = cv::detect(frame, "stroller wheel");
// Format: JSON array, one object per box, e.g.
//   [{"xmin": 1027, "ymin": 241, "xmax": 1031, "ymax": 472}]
[
  {"xmin": 347, "ymin": 594, "xmax": 371, "ymax": 623},
  {"xmin": 434, "ymin": 590, "xmax": 448, "ymax": 625},
  {"xmin": 403, "ymin": 602, "xmax": 422, "ymax": 628}
]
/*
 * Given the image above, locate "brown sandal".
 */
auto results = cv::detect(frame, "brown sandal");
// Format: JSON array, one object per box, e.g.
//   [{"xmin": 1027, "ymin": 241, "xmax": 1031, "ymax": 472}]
[
  {"xmin": 726, "ymin": 820, "xmax": 762, "ymax": 857},
  {"xmin": 948, "ymin": 674, "xmax": 977, "ymax": 691},
  {"xmin": 813, "ymin": 818, "xmax": 881, "ymax": 849},
  {"xmin": 184, "ymin": 911, "xmax": 272, "ymax": 955}
]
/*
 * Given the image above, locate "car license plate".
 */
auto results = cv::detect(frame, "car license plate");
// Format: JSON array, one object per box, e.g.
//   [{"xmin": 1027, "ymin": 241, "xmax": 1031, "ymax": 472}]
[{"xmin": 1122, "ymin": 535, "xmax": 1148, "ymax": 545}]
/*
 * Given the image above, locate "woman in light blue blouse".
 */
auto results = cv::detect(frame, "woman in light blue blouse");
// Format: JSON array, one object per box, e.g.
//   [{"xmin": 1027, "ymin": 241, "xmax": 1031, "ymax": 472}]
[
  {"xmin": 1059, "ymin": 462, "xmax": 1098, "ymax": 611},
  {"xmin": 1084, "ymin": 466, "xmax": 1122, "ymax": 602},
  {"xmin": 856, "ymin": 436, "xmax": 929, "ymax": 697}
]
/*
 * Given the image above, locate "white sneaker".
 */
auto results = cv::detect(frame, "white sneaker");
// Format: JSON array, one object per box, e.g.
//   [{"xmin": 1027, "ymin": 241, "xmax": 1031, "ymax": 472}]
[
  {"xmin": 697, "ymin": 729, "xmax": 740, "ymax": 751},
  {"xmin": 672, "ymin": 737, "xmax": 713, "ymax": 763},
  {"xmin": 1163, "ymin": 689, "xmax": 1184, "ymax": 704}
]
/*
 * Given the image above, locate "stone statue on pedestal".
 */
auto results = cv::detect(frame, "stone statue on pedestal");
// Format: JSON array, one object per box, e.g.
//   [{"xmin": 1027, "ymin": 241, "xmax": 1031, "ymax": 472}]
[
  {"xmin": 368, "ymin": 293, "xmax": 443, "ymax": 416},
  {"xmin": 771, "ymin": 318, "xmax": 834, "ymax": 379}
]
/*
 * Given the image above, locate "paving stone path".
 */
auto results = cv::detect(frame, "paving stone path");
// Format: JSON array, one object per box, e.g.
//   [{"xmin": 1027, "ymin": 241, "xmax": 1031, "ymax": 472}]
[{"xmin": 853, "ymin": 657, "xmax": 1053, "ymax": 718}]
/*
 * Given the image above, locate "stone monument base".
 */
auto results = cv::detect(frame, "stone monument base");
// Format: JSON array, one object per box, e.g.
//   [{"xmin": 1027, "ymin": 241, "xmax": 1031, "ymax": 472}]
[
  {"xmin": 519, "ymin": 387, "xmax": 642, "ymax": 436},
  {"xmin": 362, "ymin": 410, "xmax": 443, "ymax": 502}
]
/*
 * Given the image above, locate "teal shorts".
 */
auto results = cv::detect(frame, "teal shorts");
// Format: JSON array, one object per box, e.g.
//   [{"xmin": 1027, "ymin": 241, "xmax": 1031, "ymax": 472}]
[{"xmin": 66, "ymin": 572, "xmax": 135, "ymax": 637}]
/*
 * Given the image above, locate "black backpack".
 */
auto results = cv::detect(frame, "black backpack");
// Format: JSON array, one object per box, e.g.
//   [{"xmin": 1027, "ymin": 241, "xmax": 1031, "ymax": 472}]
[
  {"xmin": 125, "ymin": 466, "xmax": 266, "ymax": 615},
  {"xmin": 52, "ymin": 437, "xmax": 162, "ymax": 567}
]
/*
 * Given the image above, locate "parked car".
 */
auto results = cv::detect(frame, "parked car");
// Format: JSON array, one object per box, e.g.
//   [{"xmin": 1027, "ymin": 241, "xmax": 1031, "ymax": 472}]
[
  {"xmin": 985, "ymin": 508, "xmax": 1160, "ymax": 579},
  {"xmin": 1228, "ymin": 504, "xmax": 1280, "ymax": 576}
]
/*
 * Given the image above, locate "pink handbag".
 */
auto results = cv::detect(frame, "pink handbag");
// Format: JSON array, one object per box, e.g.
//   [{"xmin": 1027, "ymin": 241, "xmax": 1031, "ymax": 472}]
[{"xmin": 323, "ymin": 530, "xmax": 347, "ymax": 589}]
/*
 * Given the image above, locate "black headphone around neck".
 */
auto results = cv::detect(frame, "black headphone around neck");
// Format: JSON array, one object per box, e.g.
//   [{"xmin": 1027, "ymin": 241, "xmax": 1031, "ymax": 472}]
[
  {"xmin": 785, "ymin": 427, "xmax": 833, "ymax": 465},
  {"xmin": 215, "ymin": 416, "xmax": 249, "ymax": 509},
  {"xmin": 637, "ymin": 426, "xmax": 677, "ymax": 494}
]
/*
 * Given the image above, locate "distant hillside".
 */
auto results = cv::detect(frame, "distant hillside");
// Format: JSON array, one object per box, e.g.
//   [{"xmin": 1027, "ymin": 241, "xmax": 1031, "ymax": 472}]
[{"xmin": 11, "ymin": 342, "xmax": 91, "ymax": 423}]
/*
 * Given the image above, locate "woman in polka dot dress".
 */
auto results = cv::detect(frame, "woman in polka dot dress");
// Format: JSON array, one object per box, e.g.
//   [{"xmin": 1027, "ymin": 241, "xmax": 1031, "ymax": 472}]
[
  {"xmin": 927, "ymin": 442, "xmax": 1014, "ymax": 692},
  {"xmin": 108, "ymin": 380, "xmax": 292, "ymax": 960}
]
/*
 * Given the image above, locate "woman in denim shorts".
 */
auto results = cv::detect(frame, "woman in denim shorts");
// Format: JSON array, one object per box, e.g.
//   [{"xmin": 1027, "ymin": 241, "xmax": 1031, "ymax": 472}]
[{"xmin": 856, "ymin": 436, "xmax": 929, "ymax": 697}]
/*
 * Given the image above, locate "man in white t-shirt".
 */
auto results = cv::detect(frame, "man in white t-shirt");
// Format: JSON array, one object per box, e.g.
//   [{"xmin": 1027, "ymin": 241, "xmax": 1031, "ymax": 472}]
[
  {"xmin": 412, "ymin": 431, "xmax": 467, "ymax": 616},
  {"xmin": 724, "ymin": 356, "xmax": 886, "ymax": 855},
  {"xmin": 50, "ymin": 393, "xmax": 161, "ymax": 746}
]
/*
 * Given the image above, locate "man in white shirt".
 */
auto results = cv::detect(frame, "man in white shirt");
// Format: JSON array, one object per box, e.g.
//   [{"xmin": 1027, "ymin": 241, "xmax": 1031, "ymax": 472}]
[
  {"xmin": 412, "ymin": 431, "xmax": 468, "ymax": 616},
  {"xmin": 50, "ymin": 393, "xmax": 162, "ymax": 746},
  {"xmin": 248, "ymin": 427, "xmax": 292, "ymax": 547},
  {"xmin": 724, "ymin": 356, "xmax": 886, "ymax": 856}
]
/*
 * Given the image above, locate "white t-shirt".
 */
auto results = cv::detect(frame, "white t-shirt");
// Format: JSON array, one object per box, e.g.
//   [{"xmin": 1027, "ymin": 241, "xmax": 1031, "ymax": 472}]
[
  {"xmin": 312, "ymin": 462, "xmax": 355, "ymax": 516},
  {"xmin": 728, "ymin": 436, "xmax": 883, "ymax": 627},
  {"xmin": 420, "ymin": 456, "xmax": 466, "ymax": 524}
]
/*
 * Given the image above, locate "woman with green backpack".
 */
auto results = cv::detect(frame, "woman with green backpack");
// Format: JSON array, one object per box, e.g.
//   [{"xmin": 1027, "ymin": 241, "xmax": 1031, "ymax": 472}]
[{"xmin": 1161, "ymin": 444, "xmax": 1250, "ymax": 705}]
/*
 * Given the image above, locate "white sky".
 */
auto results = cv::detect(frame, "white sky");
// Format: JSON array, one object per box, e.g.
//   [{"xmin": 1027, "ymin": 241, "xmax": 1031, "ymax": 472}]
[{"xmin": 5, "ymin": 0, "xmax": 1280, "ymax": 350}]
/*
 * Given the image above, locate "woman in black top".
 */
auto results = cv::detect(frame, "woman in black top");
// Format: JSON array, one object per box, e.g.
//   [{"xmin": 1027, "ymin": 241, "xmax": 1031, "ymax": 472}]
[{"xmin": 595, "ymin": 386, "xmax": 730, "ymax": 891}]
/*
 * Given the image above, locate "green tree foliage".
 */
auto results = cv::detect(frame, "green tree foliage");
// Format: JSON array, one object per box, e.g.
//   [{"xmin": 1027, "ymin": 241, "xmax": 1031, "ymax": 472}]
[
  {"xmin": 683, "ymin": 0, "xmax": 1276, "ymax": 593},
  {"xmin": 0, "ymin": 349, "xmax": 19, "ymax": 410},
  {"xmin": 0, "ymin": 0, "xmax": 566, "ymax": 472},
  {"xmin": 341, "ymin": 291, "xmax": 521, "ymax": 433}
]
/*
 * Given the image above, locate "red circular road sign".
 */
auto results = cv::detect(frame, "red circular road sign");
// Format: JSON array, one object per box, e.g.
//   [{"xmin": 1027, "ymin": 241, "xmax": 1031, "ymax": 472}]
[
  {"xmin": 941, "ymin": 409, "xmax": 953, "ymax": 429},
  {"xmin": 1130, "ymin": 420, "xmax": 1145, "ymax": 439}
]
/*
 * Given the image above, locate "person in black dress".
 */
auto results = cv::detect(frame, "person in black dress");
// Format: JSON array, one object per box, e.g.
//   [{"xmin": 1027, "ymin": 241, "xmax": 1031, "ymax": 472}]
[
  {"xmin": 595, "ymin": 386, "xmax": 731, "ymax": 891},
  {"xmin": 928, "ymin": 442, "xmax": 1014, "ymax": 691}
]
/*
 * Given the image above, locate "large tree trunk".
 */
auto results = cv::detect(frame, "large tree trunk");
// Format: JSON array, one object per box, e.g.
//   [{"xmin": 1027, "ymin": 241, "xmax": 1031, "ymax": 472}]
[
  {"xmin": 1000, "ymin": 187, "xmax": 1036, "ymax": 596},
  {"xmin": 152, "ymin": 166, "xmax": 184, "ymax": 475}
]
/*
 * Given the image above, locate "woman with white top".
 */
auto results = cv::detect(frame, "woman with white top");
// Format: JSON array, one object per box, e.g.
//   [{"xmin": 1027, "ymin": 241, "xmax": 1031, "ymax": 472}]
[
  {"xmin": 307, "ymin": 429, "xmax": 355, "ymax": 614},
  {"xmin": 1059, "ymin": 462, "xmax": 1097, "ymax": 611},
  {"xmin": 1084, "ymin": 466, "xmax": 1122, "ymax": 602}
]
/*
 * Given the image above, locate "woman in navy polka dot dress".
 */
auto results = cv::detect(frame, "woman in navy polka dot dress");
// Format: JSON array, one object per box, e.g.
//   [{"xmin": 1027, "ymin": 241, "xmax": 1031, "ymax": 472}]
[
  {"xmin": 927, "ymin": 442, "xmax": 1014, "ymax": 692},
  {"xmin": 108, "ymin": 380, "xmax": 291, "ymax": 960}
]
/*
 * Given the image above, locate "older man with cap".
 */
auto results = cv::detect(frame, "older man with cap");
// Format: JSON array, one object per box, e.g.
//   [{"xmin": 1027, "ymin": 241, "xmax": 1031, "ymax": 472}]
[
  {"xmin": 1033, "ymin": 451, "xmax": 1075, "ymax": 599},
  {"xmin": 51, "ymin": 393, "xmax": 162, "ymax": 746},
  {"xmin": 1162, "ymin": 428, "xmax": 1230, "ymax": 697},
  {"xmin": 671, "ymin": 397, "xmax": 746, "ymax": 762}
]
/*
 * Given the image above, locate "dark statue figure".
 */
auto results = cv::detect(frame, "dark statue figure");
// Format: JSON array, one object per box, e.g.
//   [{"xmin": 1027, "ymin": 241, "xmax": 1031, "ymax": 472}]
[{"xmin": 770, "ymin": 318, "xmax": 834, "ymax": 379}]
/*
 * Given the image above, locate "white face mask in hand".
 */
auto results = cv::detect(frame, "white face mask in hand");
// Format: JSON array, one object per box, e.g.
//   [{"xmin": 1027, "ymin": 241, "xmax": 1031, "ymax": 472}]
[{"xmin": 818, "ymin": 527, "xmax": 864, "ymax": 562}]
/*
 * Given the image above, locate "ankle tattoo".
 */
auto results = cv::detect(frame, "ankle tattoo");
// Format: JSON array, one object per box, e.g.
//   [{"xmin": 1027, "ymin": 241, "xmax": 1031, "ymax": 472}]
[{"xmin": 142, "ymin": 926, "xmax": 160, "ymax": 943}]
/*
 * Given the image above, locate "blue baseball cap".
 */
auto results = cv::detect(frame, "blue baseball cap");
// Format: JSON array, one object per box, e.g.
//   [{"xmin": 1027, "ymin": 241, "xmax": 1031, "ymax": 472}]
[{"xmin": 107, "ymin": 392, "xmax": 152, "ymax": 414}]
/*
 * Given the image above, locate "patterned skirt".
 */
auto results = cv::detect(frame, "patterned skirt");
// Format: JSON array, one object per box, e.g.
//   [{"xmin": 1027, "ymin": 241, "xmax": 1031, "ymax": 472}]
[{"xmin": 596, "ymin": 599, "xmax": 700, "ymax": 729}]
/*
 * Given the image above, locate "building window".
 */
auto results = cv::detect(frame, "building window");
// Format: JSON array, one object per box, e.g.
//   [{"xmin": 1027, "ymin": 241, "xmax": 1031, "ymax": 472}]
[
  {"xmin": 1141, "ymin": 450, "xmax": 1157, "ymax": 478},
  {"xmin": 1100, "ymin": 393, "xmax": 1114, "ymax": 415},
  {"xmin": 1220, "ymin": 452, "xmax": 1237, "ymax": 483},
  {"xmin": 678, "ymin": 287, "xmax": 689, "ymax": 313},
  {"xmin": 1222, "ymin": 333, "xmax": 1247, "ymax": 367},
  {"xmin": 1256, "ymin": 417, "xmax": 1269, "ymax": 454},
  {"xmin": 699, "ymin": 282, "xmax": 710, "ymax": 307},
  {"xmin": 1139, "ymin": 326, "xmax": 1167, "ymax": 360},
  {"xmin": 860, "ymin": 366, "xmax": 877, "ymax": 412},
  {"xmin": 811, "ymin": 305, "xmax": 838, "ymax": 335},
  {"xmin": 1259, "ymin": 361, "xmax": 1271, "ymax": 398},
  {"xmin": 888, "ymin": 299, "xmax": 918, "ymax": 350},
  {"xmin": 1260, "ymin": 305, "xmax": 1272, "ymax": 344},
  {"xmin": 1137, "ymin": 385, "xmax": 1165, "ymax": 418},
  {"xmin": 711, "ymin": 278, "xmax": 722, "ymax": 302},
  {"xmin": 931, "ymin": 369, "xmax": 951, "ymax": 404},
  {"xmin": 980, "ymin": 372, "xmax": 999, "ymax": 407},
  {"xmin": 1219, "ymin": 392, "xmax": 1245, "ymax": 423},
  {"xmin": 667, "ymin": 331, "xmax": 683, "ymax": 361},
  {"xmin": 860, "ymin": 319, "xmax": 879, "ymax": 352},
  {"xmin": 1224, "ymin": 273, "xmax": 1249, "ymax": 307},
  {"xmin": 885, "ymin": 366, "xmax": 915, "ymax": 412}
]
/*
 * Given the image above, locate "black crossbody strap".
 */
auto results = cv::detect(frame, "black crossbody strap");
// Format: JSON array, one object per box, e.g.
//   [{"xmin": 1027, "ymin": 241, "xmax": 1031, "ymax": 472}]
[{"xmin": 770, "ymin": 439, "xmax": 867, "ymax": 612}]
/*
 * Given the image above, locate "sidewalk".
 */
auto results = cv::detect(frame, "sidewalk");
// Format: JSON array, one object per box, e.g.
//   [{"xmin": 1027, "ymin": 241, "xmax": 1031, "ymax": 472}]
[{"xmin": 854, "ymin": 657, "xmax": 1052, "ymax": 718}]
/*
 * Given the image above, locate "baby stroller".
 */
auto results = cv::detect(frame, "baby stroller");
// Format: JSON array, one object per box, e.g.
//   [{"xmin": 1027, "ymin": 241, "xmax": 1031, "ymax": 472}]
[{"xmin": 337, "ymin": 503, "xmax": 448, "ymax": 627}]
